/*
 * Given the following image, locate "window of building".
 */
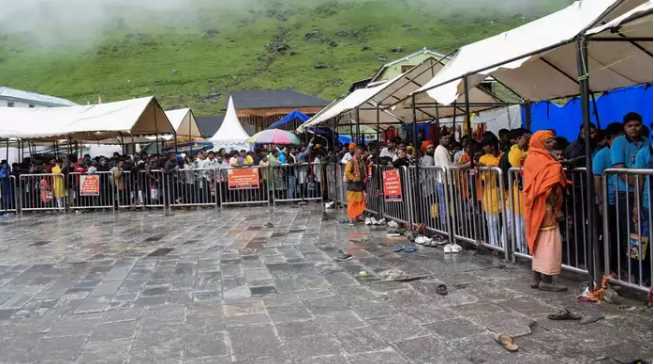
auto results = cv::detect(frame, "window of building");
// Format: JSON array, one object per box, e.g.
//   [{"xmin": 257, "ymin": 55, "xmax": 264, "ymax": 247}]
[
  {"xmin": 7, "ymin": 102, "xmax": 14, "ymax": 107},
  {"xmin": 29, "ymin": 104, "xmax": 35, "ymax": 108}
]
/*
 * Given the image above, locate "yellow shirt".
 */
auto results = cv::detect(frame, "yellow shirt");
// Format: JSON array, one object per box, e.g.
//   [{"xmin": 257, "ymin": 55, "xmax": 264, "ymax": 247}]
[
  {"xmin": 508, "ymin": 144, "xmax": 527, "ymax": 168},
  {"xmin": 478, "ymin": 154, "xmax": 500, "ymax": 213},
  {"xmin": 507, "ymin": 145, "xmax": 527, "ymax": 215}
]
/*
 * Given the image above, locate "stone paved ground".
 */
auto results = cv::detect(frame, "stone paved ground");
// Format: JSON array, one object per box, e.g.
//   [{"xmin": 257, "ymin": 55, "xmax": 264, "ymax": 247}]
[{"xmin": 0, "ymin": 204, "xmax": 651, "ymax": 364}]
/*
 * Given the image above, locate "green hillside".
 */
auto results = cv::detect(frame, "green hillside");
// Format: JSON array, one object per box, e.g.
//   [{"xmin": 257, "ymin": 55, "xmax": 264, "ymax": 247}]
[{"xmin": 0, "ymin": 0, "xmax": 569, "ymax": 115}]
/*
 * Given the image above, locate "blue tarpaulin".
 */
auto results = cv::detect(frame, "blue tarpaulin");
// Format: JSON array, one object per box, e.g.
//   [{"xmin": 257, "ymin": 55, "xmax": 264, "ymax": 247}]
[
  {"xmin": 268, "ymin": 110, "xmax": 310, "ymax": 129},
  {"xmin": 523, "ymin": 85, "xmax": 653, "ymax": 142}
]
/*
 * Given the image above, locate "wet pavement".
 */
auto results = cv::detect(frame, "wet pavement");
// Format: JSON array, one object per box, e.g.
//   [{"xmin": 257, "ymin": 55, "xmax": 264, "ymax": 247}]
[{"xmin": 0, "ymin": 204, "xmax": 651, "ymax": 363}]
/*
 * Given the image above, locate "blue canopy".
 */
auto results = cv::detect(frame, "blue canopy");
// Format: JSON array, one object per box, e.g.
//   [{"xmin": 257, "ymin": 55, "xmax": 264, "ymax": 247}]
[
  {"xmin": 523, "ymin": 84, "xmax": 653, "ymax": 142},
  {"xmin": 268, "ymin": 110, "xmax": 310, "ymax": 129}
]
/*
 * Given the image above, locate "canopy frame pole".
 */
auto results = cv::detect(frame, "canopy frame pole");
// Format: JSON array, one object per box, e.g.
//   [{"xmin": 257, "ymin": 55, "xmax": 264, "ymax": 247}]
[
  {"xmin": 434, "ymin": 104, "xmax": 440, "ymax": 145},
  {"xmin": 355, "ymin": 107, "xmax": 361, "ymax": 146},
  {"xmin": 5, "ymin": 139, "xmax": 8, "ymax": 162},
  {"xmin": 577, "ymin": 35, "xmax": 598, "ymax": 287},
  {"xmin": 174, "ymin": 131, "xmax": 178, "ymax": 156},
  {"xmin": 188, "ymin": 112, "xmax": 192, "ymax": 156},
  {"xmin": 376, "ymin": 107, "xmax": 380, "ymax": 143},
  {"xmin": 451, "ymin": 103, "xmax": 456, "ymax": 135},
  {"xmin": 411, "ymin": 94, "xmax": 418, "ymax": 150},
  {"xmin": 463, "ymin": 76, "xmax": 471, "ymax": 136},
  {"xmin": 153, "ymin": 104, "xmax": 160, "ymax": 155}
]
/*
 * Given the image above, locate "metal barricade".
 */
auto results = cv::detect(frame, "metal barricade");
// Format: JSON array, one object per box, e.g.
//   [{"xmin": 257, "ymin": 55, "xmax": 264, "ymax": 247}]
[
  {"xmin": 414, "ymin": 166, "xmax": 450, "ymax": 238},
  {"xmin": 271, "ymin": 163, "xmax": 323, "ymax": 204},
  {"xmin": 115, "ymin": 170, "xmax": 166, "ymax": 209},
  {"xmin": 167, "ymin": 168, "xmax": 219, "ymax": 208},
  {"xmin": 507, "ymin": 167, "xmax": 590, "ymax": 275},
  {"xmin": 67, "ymin": 172, "xmax": 114, "ymax": 210},
  {"xmin": 336, "ymin": 163, "xmax": 346, "ymax": 206},
  {"xmin": 18, "ymin": 173, "xmax": 66, "ymax": 212},
  {"xmin": 381, "ymin": 166, "xmax": 414, "ymax": 225},
  {"xmin": 602, "ymin": 168, "xmax": 652, "ymax": 292},
  {"xmin": 445, "ymin": 166, "xmax": 486, "ymax": 248},
  {"xmin": 365, "ymin": 164, "xmax": 383, "ymax": 216},
  {"xmin": 219, "ymin": 166, "xmax": 270, "ymax": 207},
  {"xmin": 0, "ymin": 175, "xmax": 17, "ymax": 213},
  {"xmin": 325, "ymin": 163, "xmax": 339, "ymax": 204}
]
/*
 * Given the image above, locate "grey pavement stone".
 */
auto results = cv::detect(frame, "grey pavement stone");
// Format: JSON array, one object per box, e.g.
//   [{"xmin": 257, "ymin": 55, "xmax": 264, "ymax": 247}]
[
  {"xmin": 0, "ymin": 206, "xmax": 650, "ymax": 363},
  {"xmin": 366, "ymin": 313, "xmax": 429, "ymax": 343},
  {"xmin": 78, "ymin": 338, "xmax": 131, "ymax": 364},
  {"xmin": 346, "ymin": 349, "xmax": 410, "ymax": 364}
]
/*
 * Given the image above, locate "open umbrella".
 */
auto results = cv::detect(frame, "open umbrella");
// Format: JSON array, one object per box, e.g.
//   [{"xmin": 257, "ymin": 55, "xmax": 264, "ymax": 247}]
[{"xmin": 246, "ymin": 129, "xmax": 300, "ymax": 145}]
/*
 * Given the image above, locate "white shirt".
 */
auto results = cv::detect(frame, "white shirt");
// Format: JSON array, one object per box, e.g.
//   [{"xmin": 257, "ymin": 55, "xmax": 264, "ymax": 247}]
[
  {"xmin": 433, "ymin": 145, "xmax": 452, "ymax": 169},
  {"xmin": 341, "ymin": 152, "xmax": 353, "ymax": 165},
  {"xmin": 379, "ymin": 147, "xmax": 396, "ymax": 161}
]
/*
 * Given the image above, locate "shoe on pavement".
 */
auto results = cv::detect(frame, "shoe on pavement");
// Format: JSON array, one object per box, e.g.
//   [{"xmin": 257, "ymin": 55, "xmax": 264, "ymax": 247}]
[
  {"xmin": 387, "ymin": 220, "xmax": 399, "ymax": 228},
  {"xmin": 444, "ymin": 244, "xmax": 453, "ymax": 254},
  {"xmin": 451, "ymin": 243, "xmax": 462, "ymax": 253}
]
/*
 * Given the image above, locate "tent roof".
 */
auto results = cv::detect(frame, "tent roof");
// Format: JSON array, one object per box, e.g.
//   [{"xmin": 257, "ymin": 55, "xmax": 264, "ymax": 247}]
[
  {"xmin": 209, "ymin": 96, "xmax": 250, "ymax": 144},
  {"xmin": 165, "ymin": 108, "xmax": 203, "ymax": 140},
  {"xmin": 196, "ymin": 114, "xmax": 224, "ymax": 138},
  {"xmin": 231, "ymin": 89, "xmax": 328, "ymax": 109},
  {"xmin": 268, "ymin": 110, "xmax": 310, "ymax": 129},
  {"xmin": 0, "ymin": 96, "xmax": 174, "ymax": 141},
  {"xmin": 297, "ymin": 56, "xmax": 509, "ymax": 132},
  {"xmin": 416, "ymin": 0, "xmax": 649, "ymax": 105},
  {"xmin": 587, "ymin": 0, "xmax": 652, "ymax": 36},
  {"xmin": 0, "ymin": 86, "xmax": 77, "ymax": 107}
]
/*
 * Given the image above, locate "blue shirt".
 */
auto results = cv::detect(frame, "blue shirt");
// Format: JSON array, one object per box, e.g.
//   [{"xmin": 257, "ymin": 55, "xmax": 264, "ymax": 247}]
[
  {"xmin": 634, "ymin": 146, "xmax": 652, "ymax": 209},
  {"xmin": 610, "ymin": 135, "xmax": 647, "ymax": 192},
  {"xmin": 593, "ymin": 146, "xmax": 616, "ymax": 204}
]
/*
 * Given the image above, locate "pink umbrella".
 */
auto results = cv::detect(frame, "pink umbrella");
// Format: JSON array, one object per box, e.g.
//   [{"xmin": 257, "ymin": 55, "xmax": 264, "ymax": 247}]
[{"xmin": 246, "ymin": 129, "xmax": 300, "ymax": 145}]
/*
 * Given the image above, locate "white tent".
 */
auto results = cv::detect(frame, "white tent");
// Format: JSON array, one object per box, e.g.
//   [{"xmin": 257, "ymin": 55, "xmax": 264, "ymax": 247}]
[
  {"xmin": 297, "ymin": 56, "xmax": 512, "ymax": 133},
  {"xmin": 209, "ymin": 96, "xmax": 250, "ymax": 151},
  {"xmin": 0, "ymin": 96, "xmax": 174, "ymax": 142},
  {"xmin": 165, "ymin": 108, "xmax": 203, "ymax": 142},
  {"xmin": 416, "ymin": 0, "xmax": 650, "ymax": 105}
]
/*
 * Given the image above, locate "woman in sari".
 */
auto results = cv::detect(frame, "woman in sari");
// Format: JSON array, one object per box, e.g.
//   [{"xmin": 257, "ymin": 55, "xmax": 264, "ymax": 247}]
[
  {"xmin": 524, "ymin": 130, "xmax": 568, "ymax": 291},
  {"xmin": 344, "ymin": 145, "xmax": 366, "ymax": 225}
]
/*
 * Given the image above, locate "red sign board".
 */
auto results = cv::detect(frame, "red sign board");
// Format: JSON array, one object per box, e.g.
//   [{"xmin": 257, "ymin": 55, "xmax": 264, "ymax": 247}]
[
  {"xmin": 80, "ymin": 175, "xmax": 100, "ymax": 196},
  {"xmin": 383, "ymin": 169, "xmax": 402, "ymax": 202},
  {"xmin": 228, "ymin": 168, "xmax": 260, "ymax": 190}
]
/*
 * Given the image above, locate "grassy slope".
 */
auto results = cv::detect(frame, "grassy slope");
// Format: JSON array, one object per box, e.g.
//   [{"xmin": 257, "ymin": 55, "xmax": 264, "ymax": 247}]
[{"xmin": 0, "ymin": 0, "xmax": 567, "ymax": 116}]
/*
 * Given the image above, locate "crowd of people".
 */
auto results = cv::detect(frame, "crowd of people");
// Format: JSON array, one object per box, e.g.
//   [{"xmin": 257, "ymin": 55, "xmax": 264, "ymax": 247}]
[
  {"xmin": 0, "ymin": 113, "xmax": 651, "ymax": 288},
  {"xmin": 339, "ymin": 111, "xmax": 651, "ymax": 289}
]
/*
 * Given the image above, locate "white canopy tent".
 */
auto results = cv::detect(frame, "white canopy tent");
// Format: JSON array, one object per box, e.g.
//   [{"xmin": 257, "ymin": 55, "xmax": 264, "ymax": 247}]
[
  {"xmin": 298, "ymin": 56, "xmax": 512, "ymax": 133},
  {"xmin": 415, "ymin": 0, "xmax": 650, "ymax": 105},
  {"xmin": 209, "ymin": 96, "xmax": 250, "ymax": 151},
  {"xmin": 0, "ymin": 96, "xmax": 175, "ymax": 143},
  {"xmin": 165, "ymin": 108, "xmax": 203, "ymax": 142}
]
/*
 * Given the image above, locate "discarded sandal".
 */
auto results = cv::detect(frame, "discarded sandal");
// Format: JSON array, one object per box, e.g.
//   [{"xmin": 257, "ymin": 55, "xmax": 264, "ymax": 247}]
[
  {"xmin": 547, "ymin": 308, "xmax": 581, "ymax": 321},
  {"xmin": 494, "ymin": 334, "xmax": 519, "ymax": 352},
  {"xmin": 436, "ymin": 284, "xmax": 448, "ymax": 296}
]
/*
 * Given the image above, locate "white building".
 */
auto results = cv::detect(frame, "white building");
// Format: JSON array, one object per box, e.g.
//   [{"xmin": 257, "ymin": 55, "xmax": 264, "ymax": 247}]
[{"xmin": 0, "ymin": 86, "xmax": 77, "ymax": 108}]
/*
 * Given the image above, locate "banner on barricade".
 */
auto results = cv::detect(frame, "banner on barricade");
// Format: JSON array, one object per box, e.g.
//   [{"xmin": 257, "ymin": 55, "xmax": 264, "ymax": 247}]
[
  {"xmin": 383, "ymin": 169, "xmax": 402, "ymax": 202},
  {"xmin": 228, "ymin": 168, "xmax": 260, "ymax": 190},
  {"xmin": 80, "ymin": 175, "xmax": 100, "ymax": 196}
]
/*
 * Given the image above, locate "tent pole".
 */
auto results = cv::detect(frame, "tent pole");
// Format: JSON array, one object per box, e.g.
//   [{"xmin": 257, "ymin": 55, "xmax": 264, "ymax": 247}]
[
  {"xmin": 376, "ymin": 108, "xmax": 380, "ymax": 143},
  {"xmin": 174, "ymin": 131, "xmax": 179, "ymax": 156},
  {"xmin": 5, "ymin": 139, "xmax": 8, "ymax": 161},
  {"xmin": 463, "ymin": 75, "xmax": 471, "ymax": 137},
  {"xmin": 577, "ymin": 35, "xmax": 597, "ymax": 287},
  {"xmin": 434, "ymin": 104, "xmax": 440, "ymax": 145},
  {"xmin": 188, "ymin": 112, "xmax": 192, "ymax": 156},
  {"xmin": 451, "ymin": 103, "xmax": 456, "ymax": 136},
  {"xmin": 355, "ymin": 107, "xmax": 361, "ymax": 146},
  {"xmin": 411, "ymin": 94, "xmax": 418, "ymax": 150}
]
